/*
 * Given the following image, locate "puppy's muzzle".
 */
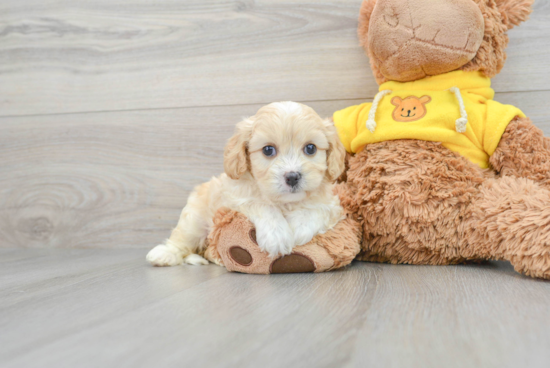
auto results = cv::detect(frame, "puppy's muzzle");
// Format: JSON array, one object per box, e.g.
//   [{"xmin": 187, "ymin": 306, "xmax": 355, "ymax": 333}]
[{"xmin": 284, "ymin": 172, "xmax": 302, "ymax": 188}]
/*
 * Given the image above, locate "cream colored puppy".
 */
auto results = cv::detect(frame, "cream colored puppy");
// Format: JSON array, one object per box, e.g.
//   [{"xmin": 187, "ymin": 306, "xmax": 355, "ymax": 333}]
[{"xmin": 146, "ymin": 101, "xmax": 346, "ymax": 267}]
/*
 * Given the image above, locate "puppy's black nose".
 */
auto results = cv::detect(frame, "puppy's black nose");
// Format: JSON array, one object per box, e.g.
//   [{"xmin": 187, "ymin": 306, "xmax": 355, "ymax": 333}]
[{"xmin": 284, "ymin": 172, "xmax": 301, "ymax": 187}]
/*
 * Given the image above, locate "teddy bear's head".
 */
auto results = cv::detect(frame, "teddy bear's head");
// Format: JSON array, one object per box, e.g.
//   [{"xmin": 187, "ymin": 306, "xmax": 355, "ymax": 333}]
[{"xmin": 358, "ymin": 0, "xmax": 533, "ymax": 84}]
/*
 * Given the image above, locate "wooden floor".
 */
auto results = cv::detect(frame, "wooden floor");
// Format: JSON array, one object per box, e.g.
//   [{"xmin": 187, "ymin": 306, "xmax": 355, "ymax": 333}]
[
  {"xmin": 2, "ymin": 0, "xmax": 550, "ymax": 366},
  {"xmin": 1, "ymin": 249, "xmax": 549, "ymax": 368}
]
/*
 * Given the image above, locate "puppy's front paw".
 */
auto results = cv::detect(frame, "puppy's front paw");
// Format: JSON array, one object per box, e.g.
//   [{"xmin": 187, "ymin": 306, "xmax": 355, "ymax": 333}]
[
  {"xmin": 256, "ymin": 224, "xmax": 294, "ymax": 258},
  {"xmin": 183, "ymin": 254, "xmax": 209, "ymax": 266},
  {"xmin": 146, "ymin": 244, "xmax": 182, "ymax": 267},
  {"xmin": 287, "ymin": 213, "xmax": 321, "ymax": 246},
  {"xmin": 292, "ymin": 225, "xmax": 317, "ymax": 246}
]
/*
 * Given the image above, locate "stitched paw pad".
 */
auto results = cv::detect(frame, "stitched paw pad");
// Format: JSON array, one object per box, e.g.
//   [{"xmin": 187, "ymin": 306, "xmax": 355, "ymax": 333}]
[{"xmin": 270, "ymin": 254, "xmax": 316, "ymax": 274}]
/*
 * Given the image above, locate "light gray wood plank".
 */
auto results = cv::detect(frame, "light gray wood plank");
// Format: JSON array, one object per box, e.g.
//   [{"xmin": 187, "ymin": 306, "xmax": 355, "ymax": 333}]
[
  {"xmin": 0, "ymin": 249, "xmax": 147, "ymax": 292},
  {"xmin": 0, "ymin": 0, "xmax": 549, "ymax": 116},
  {"xmin": 0, "ymin": 0, "xmax": 368, "ymax": 116},
  {"xmin": 0, "ymin": 249, "xmax": 228, "ymax": 363},
  {"xmin": 0, "ymin": 249, "xmax": 379, "ymax": 367},
  {"xmin": 1, "ymin": 94, "xmax": 549, "ymax": 249},
  {"xmin": 0, "ymin": 250, "xmax": 549, "ymax": 368},
  {"xmin": 350, "ymin": 263, "xmax": 550, "ymax": 368}
]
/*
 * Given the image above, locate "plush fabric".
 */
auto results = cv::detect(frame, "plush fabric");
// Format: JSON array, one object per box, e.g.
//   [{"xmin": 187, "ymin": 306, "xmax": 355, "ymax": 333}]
[
  {"xmin": 336, "ymin": 136, "xmax": 550, "ymax": 279},
  {"xmin": 490, "ymin": 116, "xmax": 550, "ymax": 187},
  {"xmin": 333, "ymin": 70, "xmax": 525, "ymax": 168},
  {"xmin": 367, "ymin": 0, "xmax": 485, "ymax": 82},
  {"xmin": 335, "ymin": 0, "xmax": 550, "ymax": 279},
  {"xmin": 204, "ymin": 207, "xmax": 362, "ymax": 274},
  {"xmin": 358, "ymin": 0, "xmax": 532, "ymax": 84}
]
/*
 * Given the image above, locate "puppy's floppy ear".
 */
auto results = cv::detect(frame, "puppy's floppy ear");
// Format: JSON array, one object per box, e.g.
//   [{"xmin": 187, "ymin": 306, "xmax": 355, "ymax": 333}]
[
  {"xmin": 224, "ymin": 118, "xmax": 253, "ymax": 180},
  {"xmin": 495, "ymin": 0, "xmax": 533, "ymax": 30},
  {"xmin": 323, "ymin": 119, "xmax": 346, "ymax": 182}
]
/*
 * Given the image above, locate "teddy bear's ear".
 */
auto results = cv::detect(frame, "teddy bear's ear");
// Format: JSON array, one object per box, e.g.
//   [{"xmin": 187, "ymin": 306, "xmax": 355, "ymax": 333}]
[
  {"xmin": 391, "ymin": 97, "xmax": 402, "ymax": 106},
  {"xmin": 419, "ymin": 96, "xmax": 432, "ymax": 105},
  {"xmin": 357, "ymin": 0, "xmax": 378, "ymax": 50},
  {"xmin": 495, "ymin": 0, "xmax": 534, "ymax": 30}
]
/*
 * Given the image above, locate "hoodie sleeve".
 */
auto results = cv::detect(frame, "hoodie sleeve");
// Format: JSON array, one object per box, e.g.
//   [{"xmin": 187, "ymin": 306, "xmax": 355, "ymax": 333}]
[
  {"xmin": 483, "ymin": 100, "xmax": 526, "ymax": 156},
  {"xmin": 333, "ymin": 103, "xmax": 372, "ymax": 154}
]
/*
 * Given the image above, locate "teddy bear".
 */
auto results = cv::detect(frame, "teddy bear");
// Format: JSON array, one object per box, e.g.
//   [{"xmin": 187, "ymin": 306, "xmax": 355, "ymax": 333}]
[
  {"xmin": 332, "ymin": 0, "xmax": 550, "ymax": 279},
  {"xmin": 205, "ymin": 0, "xmax": 550, "ymax": 279}
]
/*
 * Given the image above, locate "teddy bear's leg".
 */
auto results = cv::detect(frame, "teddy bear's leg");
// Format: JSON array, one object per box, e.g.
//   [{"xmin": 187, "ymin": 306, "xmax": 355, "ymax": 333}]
[
  {"xmin": 344, "ymin": 140, "xmax": 550, "ymax": 278},
  {"xmin": 491, "ymin": 117, "xmax": 550, "ymax": 188},
  {"xmin": 204, "ymin": 208, "xmax": 360, "ymax": 274},
  {"xmin": 465, "ymin": 176, "xmax": 550, "ymax": 279},
  {"xmin": 342, "ymin": 140, "xmax": 487, "ymax": 266}
]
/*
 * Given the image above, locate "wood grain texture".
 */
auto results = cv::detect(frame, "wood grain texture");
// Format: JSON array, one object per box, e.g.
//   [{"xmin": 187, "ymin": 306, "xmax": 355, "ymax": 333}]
[
  {"xmin": 1, "ymin": 1, "xmax": 550, "ymax": 249},
  {"xmin": 1, "ymin": 1, "xmax": 550, "ymax": 366},
  {"xmin": 0, "ymin": 249, "xmax": 549, "ymax": 368},
  {"xmin": 0, "ymin": 0, "xmax": 549, "ymax": 116},
  {"xmin": 2, "ymin": 93, "xmax": 549, "ymax": 250},
  {"xmin": 0, "ymin": 99, "xmax": 349, "ymax": 249}
]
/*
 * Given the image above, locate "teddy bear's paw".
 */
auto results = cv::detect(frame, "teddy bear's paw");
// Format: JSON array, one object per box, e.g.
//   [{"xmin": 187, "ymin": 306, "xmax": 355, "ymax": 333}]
[
  {"xmin": 217, "ymin": 228, "xmax": 273, "ymax": 274},
  {"xmin": 211, "ymin": 209, "xmax": 339, "ymax": 274},
  {"xmin": 509, "ymin": 254, "xmax": 550, "ymax": 280},
  {"xmin": 270, "ymin": 253, "xmax": 316, "ymax": 273},
  {"xmin": 224, "ymin": 246, "xmax": 316, "ymax": 274},
  {"xmin": 220, "ymin": 228, "xmax": 335, "ymax": 274},
  {"xmin": 227, "ymin": 245, "xmax": 253, "ymax": 266},
  {"xmin": 224, "ymin": 231, "xmax": 316, "ymax": 273}
]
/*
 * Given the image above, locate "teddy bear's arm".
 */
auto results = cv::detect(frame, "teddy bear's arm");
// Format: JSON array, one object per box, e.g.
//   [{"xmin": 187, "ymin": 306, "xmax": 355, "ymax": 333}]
[{"xmin": 490, "ymin": 116, "xmax": 550, "ymax": 188}]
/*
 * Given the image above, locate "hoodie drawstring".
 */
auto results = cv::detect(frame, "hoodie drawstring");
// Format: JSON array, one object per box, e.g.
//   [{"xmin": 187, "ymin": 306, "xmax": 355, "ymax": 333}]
[
  {"xmin": 366, "ymin": 90, "xmax": 392, "ymax": 133},
  {"xmin": 449, "ymin": 87, "xmax": 468, "ymax": 133}
]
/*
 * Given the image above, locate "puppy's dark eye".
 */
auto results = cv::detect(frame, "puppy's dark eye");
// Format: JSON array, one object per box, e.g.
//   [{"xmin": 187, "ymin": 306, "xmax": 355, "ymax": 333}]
[
  {"xmin": 262, "ymin": 146, "xmax": 276, "ymax": 157},
  {"xmin": 304, "ymin": 144, "xmax": 317, "ymax": 156},
  {"xmin": 413, "ymin": 107, "xmax": 416, "ymax": 110}
]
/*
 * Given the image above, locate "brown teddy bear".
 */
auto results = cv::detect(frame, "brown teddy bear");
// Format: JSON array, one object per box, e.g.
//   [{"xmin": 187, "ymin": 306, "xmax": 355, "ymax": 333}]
[
  {"xmin": 206, "ymin": 0, "xmax": 550, "ymax": 279},
  {"xmin": 333, "ymin": 0, "xmax": 550, "ymax": 279}
]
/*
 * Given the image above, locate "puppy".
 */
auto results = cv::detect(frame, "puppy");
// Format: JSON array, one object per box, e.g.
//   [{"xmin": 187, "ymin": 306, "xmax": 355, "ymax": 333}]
[{"xmin": 146, "ymin": 101, "xmax": 346, "ymax": 267}]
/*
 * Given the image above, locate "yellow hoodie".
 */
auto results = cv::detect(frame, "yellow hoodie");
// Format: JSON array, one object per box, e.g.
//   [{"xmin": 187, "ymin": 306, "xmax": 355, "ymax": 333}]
[{"xmin": 333, "ymin": 70, "xmax": 525, "ymax": 168}]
